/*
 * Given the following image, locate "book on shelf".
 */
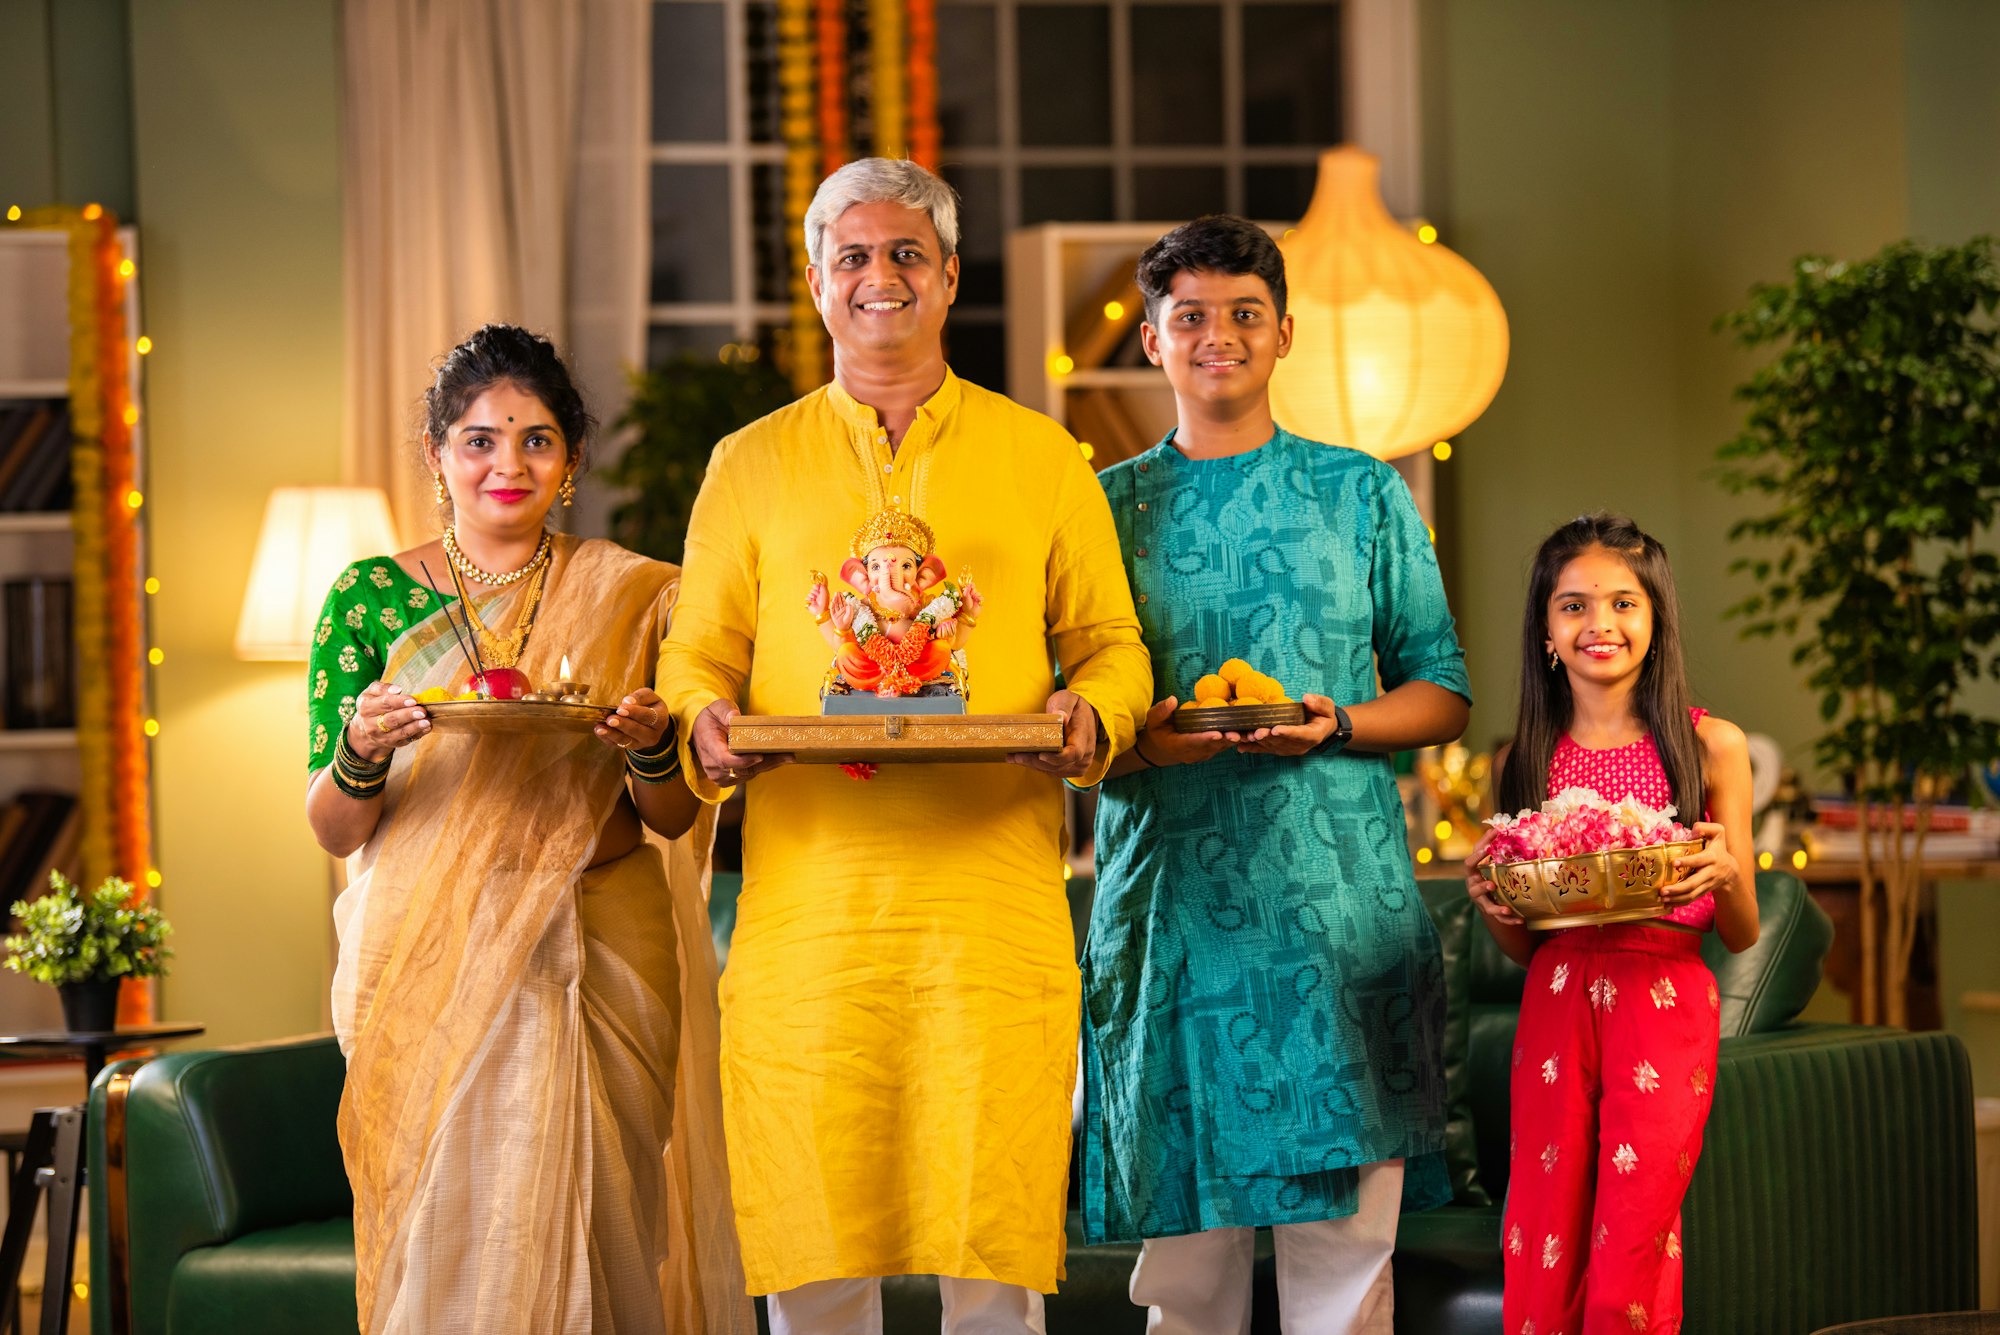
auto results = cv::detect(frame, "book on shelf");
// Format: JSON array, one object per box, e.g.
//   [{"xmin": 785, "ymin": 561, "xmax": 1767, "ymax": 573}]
[
  {"xmin": 0, "ymin": 402, "xmax": 57, "ymax": 505},
  {"xmin": 0, "ymin": 791, "xmax": 79, "ymax": 906},
  {"xmin": 0, "ymin": 404, "xmax": 71, "ymax": 512}
]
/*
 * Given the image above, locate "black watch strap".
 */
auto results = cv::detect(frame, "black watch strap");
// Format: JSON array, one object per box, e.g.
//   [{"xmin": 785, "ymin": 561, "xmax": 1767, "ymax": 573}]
[{"xmin": 1311, "ymin": 703, "xmax": 1353, "ymax": 756}]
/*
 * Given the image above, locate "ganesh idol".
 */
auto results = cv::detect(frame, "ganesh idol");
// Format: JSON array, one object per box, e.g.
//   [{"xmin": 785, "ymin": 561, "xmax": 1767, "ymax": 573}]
[{"xmin": 806, "ymin": 505, "xmax": 982, "ymax": 712}]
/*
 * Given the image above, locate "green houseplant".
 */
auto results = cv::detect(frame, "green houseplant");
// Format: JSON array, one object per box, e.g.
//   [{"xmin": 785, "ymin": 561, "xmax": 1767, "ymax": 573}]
[
  {"xmin": 1718, "ymin": 237, "xmax": 2000, "ymax": 1027},
  {"xmin": 603, "ymin": 348, "xmax": 796, "ymax": 565},
  {"xmin": 4, "ymin": 871, "xmax": 172, "ymax": 1031}
]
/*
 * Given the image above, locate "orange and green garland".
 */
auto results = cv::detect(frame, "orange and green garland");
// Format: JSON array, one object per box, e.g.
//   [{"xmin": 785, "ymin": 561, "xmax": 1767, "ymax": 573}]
[{"xmin": 9, "ymin": 205, "xmax": 154, "ymax": 1019}]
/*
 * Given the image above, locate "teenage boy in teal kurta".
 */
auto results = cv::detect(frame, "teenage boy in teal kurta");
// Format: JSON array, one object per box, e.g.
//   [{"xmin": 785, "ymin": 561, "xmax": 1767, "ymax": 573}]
[{"xmin": 1081, "ymin": 215, "xmax": 1472, "ymax": 1334}]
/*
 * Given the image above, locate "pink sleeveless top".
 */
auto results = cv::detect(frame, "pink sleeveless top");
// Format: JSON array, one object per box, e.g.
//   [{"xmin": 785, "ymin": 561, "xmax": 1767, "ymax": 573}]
[{"xmin": 1547, "ymin": 707, "xmax": 1715, "ymax": 931}]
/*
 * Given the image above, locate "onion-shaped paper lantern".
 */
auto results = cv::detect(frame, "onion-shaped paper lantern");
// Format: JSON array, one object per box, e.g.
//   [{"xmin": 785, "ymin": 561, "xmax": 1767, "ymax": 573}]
[{"xmin": 1269, "ymin": 145, "xmax": 1509, "ymax": 460}]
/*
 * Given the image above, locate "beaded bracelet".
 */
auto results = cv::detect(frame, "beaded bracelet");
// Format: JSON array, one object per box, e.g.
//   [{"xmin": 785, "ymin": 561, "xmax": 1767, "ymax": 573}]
[{"xmin": 625, "ymin": 721, "xmax": 683, "ymax": 785}]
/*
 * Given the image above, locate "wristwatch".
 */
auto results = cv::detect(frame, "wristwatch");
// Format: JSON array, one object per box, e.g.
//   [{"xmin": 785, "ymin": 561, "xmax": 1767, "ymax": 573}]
[{"xmin": 1313, "ymin": 703, "xmax": 1354, "ymax": 756}]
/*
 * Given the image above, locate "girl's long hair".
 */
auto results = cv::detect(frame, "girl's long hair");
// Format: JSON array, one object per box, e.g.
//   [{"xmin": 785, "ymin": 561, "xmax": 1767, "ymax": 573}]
[{"xmin": 1496, "ymin": 513, "xmax": 1706, "ymax": 820}]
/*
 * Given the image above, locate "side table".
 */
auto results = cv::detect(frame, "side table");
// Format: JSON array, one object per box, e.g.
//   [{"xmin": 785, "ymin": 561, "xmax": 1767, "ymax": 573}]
[{"xmin": 0, "ymin": 1025, "xmax": 205, "ymax": 1335}]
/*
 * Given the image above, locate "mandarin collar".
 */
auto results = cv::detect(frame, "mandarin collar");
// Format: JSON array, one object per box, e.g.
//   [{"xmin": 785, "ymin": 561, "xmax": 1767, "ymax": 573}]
[{"xmin": 825, "ymin": 368, "xmax": 962, "ymax": 432}]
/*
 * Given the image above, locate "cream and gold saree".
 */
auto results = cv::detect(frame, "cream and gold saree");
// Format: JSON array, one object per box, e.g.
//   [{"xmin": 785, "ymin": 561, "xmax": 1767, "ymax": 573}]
[{"xmin": 329, "ymin": 536, "xmax": 748, "ymax": 1334}]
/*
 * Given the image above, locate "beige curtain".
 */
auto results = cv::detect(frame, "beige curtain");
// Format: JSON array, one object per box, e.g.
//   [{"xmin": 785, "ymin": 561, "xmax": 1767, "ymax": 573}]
[{"xmin": 341, "ymin": 0, "xmax": 651, "ymax": 543}]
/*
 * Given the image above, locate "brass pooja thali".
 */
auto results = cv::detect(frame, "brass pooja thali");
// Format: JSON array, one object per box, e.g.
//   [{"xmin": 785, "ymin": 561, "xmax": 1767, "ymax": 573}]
[
  {"xmin": 728, "ymin": 713, "xmax": 1065, "ymax": 764},
  {"xmin": 423, "ymin": 700, "xmax": 615, "ymax": 735}
]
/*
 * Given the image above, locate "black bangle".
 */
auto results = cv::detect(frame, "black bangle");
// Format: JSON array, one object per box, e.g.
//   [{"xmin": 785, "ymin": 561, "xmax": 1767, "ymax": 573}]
[
  {"xmin": 1131, "ymin": 736, "xmax": 1163, "ymax": 768},
  {"xmin": 626, "ymin": 720, "xmax": 683, "ymax": 784},
  {"xmin": 335, "ymin": 728, "xmax": 391, "ymax": 778}
]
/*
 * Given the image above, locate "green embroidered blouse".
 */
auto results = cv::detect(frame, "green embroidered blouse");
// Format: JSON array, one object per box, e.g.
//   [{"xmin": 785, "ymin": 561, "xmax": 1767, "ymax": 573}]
[{"xmin": 304, "ymin": 558, "xmax": 457, "ymax": 771}]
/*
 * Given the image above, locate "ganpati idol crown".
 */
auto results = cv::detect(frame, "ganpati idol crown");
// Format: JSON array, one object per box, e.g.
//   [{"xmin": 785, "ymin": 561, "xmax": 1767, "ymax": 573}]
[{"xmin": 849, "ymin": 504, "xmax": 936, "ymax": 560}]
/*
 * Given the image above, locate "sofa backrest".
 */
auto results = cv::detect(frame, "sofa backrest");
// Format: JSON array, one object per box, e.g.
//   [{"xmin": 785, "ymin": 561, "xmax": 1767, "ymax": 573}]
[{"xmin": 1425, "ymin": 871, "xmax": 1831, "ymax": 1202}]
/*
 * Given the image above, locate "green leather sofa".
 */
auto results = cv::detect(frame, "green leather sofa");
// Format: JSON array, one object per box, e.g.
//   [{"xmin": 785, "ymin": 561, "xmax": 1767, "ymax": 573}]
[{"xmin": 89, "ymin": 872, "xmax": 1975, "ymax": 1335}]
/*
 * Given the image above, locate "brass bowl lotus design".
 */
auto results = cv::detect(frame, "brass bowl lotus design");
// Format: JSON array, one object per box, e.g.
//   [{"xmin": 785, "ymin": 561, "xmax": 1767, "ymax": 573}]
[{"xmin": 1481, "ymin": 839, "xmax": 1706, "ymax": 931}]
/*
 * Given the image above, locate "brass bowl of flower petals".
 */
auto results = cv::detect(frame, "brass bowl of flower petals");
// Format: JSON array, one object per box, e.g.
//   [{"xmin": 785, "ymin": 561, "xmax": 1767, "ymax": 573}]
[{"xmin": 1482, "ymin": 839, "xmax": 1707, "ymax": 931}]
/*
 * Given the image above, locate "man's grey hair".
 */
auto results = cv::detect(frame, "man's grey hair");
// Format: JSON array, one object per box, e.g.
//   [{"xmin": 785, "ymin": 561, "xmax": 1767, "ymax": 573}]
[{"xmin": 804, "ymin": 158, "xmax": 961, "ymax": 270}]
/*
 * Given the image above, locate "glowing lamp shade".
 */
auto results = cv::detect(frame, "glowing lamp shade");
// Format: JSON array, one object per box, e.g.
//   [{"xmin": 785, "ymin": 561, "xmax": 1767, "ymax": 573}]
[
  {"xmin": 235, "ymin": 487, "xmax": 400, "ymax": 660},
  {"xmin": 1269, "ymin": 146, "xmax": 1509, "ymax": 460}
]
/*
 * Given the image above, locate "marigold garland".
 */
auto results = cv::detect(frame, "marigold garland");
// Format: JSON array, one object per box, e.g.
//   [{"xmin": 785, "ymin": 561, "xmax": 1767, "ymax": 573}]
[
  {"xmin": 869, "ymin": 0, "xmax": 906, "ymax": 159},
  {"xmin": 11, "ymin": 206, "xmax": 154, "ymax": 1023},
  {"xmin": 906, "ymin": 0, "xmax": 939, "ymax": 169},
  {"xmin": 781, "ymin": 0, "xmax": 827, "ymax": 392},
  {"xmin": 781, "ymin": 0, "xmax": 942, "ymax": 387}
]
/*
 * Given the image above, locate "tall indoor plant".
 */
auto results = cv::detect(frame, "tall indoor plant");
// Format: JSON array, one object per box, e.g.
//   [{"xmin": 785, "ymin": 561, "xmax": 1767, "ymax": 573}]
[
  {"xmin": 1718, "ymin": 238, "xmax": 2000, "ymax": 1027},
  {"xmin": 603, "ymin": 348, "xmax": 795, "ymax": 564}
]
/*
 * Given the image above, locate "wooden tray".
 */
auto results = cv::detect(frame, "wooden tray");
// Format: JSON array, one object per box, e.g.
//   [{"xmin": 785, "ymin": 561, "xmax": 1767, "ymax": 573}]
[
  {"xmin": 728, "ymin": 713, "xmax": 1065, "ymax": 763},
  {"xmin": 424, "ymin": 699, "xmax": 614, "ymax": 734},
  {"xmin": 1170, "ymin": 701, "xmax": 1305, "ymax": 733}
]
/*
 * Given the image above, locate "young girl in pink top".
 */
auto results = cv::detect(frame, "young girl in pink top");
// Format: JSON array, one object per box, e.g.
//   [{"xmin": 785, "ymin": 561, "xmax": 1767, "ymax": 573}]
[{"xmin": 1466, "ymin": 512, "xmax": 1759, "ymax": 1335}]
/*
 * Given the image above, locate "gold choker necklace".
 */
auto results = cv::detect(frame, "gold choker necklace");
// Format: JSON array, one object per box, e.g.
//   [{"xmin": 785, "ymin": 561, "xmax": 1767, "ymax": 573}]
[{"xmin": 443, "ymin": 528, "xmax": 551, "ymax": 586}]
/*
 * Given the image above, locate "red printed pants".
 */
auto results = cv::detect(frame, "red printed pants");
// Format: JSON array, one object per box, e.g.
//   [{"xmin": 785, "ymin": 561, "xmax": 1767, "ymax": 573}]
[{"xmin": 1501, "ymin": 924, "xmax": 1719, "ymax": 1335}]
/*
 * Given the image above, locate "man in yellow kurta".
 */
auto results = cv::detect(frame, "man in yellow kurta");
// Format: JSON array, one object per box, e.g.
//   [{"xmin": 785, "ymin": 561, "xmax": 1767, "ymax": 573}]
[{"xmin": 658, "ymin": 158, "xmax": 1152, "ymax": 1333}]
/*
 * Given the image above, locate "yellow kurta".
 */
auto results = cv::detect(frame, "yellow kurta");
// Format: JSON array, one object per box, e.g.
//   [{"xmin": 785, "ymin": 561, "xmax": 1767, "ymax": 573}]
[{"xmin": 659, "ymin": 370, "xmax": 1151, "ymax": 1294}]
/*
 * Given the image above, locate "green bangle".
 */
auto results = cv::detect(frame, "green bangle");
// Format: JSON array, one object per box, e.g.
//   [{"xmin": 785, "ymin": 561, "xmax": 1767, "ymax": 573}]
[{"xmin": 327, "ymin": 762, "xmax": 386, "ymax": 801}]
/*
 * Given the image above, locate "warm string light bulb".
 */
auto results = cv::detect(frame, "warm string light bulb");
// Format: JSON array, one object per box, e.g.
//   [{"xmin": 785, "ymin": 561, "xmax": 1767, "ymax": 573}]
[
  {"xmin": 122, "ymin": 405, "xmax": 139, "ymax": 427},
  {"xmin": 4, "ymin": 206, "xmax": 19, "ymax": 222},
  {"xmin": 1103, "ymin": 300, "xmax": 1124, "ymax": 321},
  {"xmin": 143, "ymin": 718, "xmax": 160, "ymax": 737},
  {"xmin": 1791, "ymin": 849, "xmax": 1809, "ymax": 870},
  {"xmin": 125, "ymin": 489, "xmax": 143, "ymax": 509},
  {"xmin": 1049, "ymin": 352, "xmax": 1074, "ymax": 377},
  {"xmin": 135, "ymin": 336, "xmax": 153, "ymax": 355},
  {"xmin": 145, "ymin": 870, "xmax": 163, "ymax": 889},
  {"xmin": 1078, "ymin": 441, "xmax": 1095, "ymax": 462},
  {"xmin": 82, "ymin": 203, "xmax": 103, "ymax": 221},
  {"xmin": 1757, "ymin": 851, "xmax": 1773, "ymax": 870},
  {"xmin": 1433, "ymin": 820, "xmax": 1452, "ymax": 841},
  {"xmin": 147, "ymin": 647, "xmax": 164, "ymax": 665},
  {"xmin": 117, "ymin": 258, "xmax": 136, "ymax": 279},
  {"xmin": 1416, "ymin": 224, "xmax": 1438, "ymax": 244},
  {"xmin": 1432, "ymin": 441, "xmax": 1453, "ymax": 461},
  {"xmin": 144, "ymin": 577, "xmax": 160, "ymax": 595},
  {"xmin": 1415, "ymin": 847, "xmax": 1434, "ymax": 864}
]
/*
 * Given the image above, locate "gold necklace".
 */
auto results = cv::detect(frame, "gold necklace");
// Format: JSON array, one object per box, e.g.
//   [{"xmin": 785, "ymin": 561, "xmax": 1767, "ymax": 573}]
[
  {"xmin": 443, "ymin": 527, "xmax": 551, "ymax": 587},
  {"xmin": 448, "ymin": 557, "xmax": 549, "ymax": 668}
]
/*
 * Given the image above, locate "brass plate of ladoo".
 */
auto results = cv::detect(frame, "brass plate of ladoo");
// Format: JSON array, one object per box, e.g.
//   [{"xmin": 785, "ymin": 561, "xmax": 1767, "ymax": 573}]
[
  {"xmin": 1483, "ymin": 839, "xmax": 1708, "ymax": 931},
  {"xmin": 1170, "ymin": 701, "xmax": 1306, "ymax": 734},
  {"xmin": 727, "ymin": 713, "xmax": 1065, "ymax": 763},
  {"xmin": 423, "ymin": 700, "xmax": 615, "ymax": 735}
]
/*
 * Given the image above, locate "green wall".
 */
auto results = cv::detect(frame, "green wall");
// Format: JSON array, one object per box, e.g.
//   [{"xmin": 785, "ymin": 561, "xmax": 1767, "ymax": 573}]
[
  {"xmin": 0, "ymin": 0, "xmax": 134, "ymax": 218},
  {"xmin": 128, "ymin": 1, "xmax": 345, "ymax": 1044},
  {"xmin": 1428, "ymin": 0, "xmax": 1999, "ymax": 1079}
]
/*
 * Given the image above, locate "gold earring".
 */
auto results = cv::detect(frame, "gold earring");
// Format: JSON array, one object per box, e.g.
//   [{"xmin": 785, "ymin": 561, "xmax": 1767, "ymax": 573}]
[
  {"xmin": 433, "ymin": 473, "xmax": 447, "ymax": 504},
  {"xmin": 560, "ymin": 472, "xmax": 576, "ymax": 507}
]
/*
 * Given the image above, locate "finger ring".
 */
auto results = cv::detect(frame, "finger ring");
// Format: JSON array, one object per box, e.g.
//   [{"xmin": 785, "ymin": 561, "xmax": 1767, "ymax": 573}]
[{"xmin": 376, "ymin": 714, "xmax": 391, "ymax": 733}]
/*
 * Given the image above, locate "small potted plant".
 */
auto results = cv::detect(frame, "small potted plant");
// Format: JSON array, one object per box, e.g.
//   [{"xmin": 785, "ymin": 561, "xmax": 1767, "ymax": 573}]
[{"xmin": 4, "ymin": 872, "xmax": 172, "ymax": 1032}]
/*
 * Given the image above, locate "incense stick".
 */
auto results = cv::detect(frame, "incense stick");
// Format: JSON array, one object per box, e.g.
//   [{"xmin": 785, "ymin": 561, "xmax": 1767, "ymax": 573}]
[{"xmin": 419, "ymin": 560, "xmax": 484, "ymax": 686}]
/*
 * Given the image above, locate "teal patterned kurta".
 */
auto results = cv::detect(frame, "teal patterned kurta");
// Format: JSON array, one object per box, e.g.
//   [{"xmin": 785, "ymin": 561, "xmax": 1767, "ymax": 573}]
[{"xmin": 1080, "ymin": 427, "xmax": 1469, "ymax": 1243}]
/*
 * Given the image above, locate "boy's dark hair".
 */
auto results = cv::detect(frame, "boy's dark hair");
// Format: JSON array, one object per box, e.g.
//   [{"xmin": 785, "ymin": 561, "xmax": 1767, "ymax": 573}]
[
  {"xmin": 1135, "ymin": 215, "xmax": 1288, "ymax": 324},
  {"xmin": 1496, "ymin": 512, "xmax": 1705, "ymax": 822}
]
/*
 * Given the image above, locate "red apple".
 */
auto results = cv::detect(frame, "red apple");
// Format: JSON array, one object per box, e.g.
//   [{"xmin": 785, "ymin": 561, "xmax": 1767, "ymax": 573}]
[{"xmin": 461, "ymin": 667, "xmax": 532, "ymax": 699}]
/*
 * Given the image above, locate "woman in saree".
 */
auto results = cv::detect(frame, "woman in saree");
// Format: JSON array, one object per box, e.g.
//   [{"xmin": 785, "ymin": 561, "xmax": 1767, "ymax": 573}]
[{"xmin": 303, "ymin": 324, "xmax": 749, "ymax": 1335}]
